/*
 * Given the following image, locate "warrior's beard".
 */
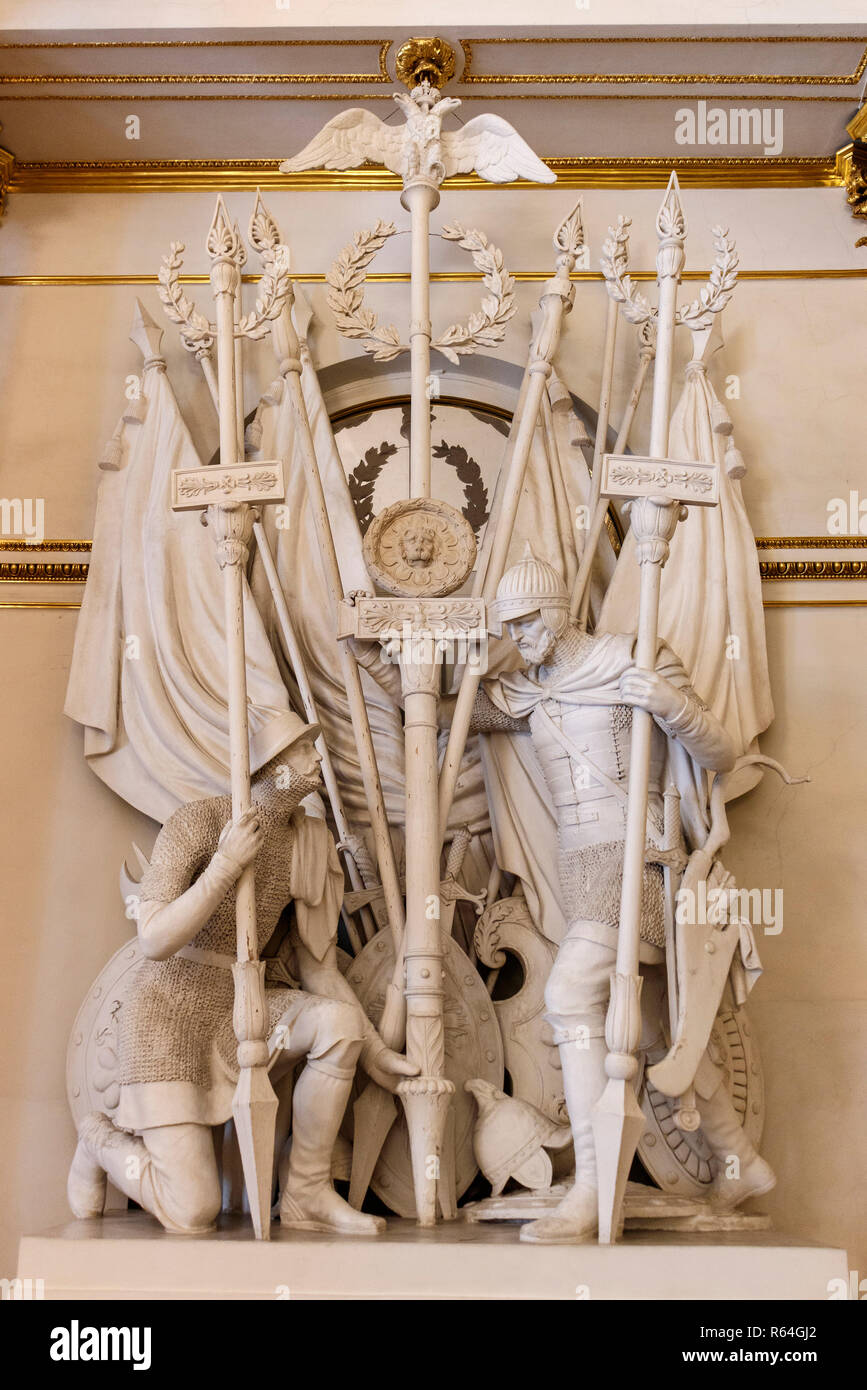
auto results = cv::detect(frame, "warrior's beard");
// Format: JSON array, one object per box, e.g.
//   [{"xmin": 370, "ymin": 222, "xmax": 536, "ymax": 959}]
[{"xmin": 516, "ymin": 627, "xmax": 558, "ymax": 667}]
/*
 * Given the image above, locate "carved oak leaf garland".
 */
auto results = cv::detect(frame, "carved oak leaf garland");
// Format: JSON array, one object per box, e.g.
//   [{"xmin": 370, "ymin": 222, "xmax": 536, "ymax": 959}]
[{"xmin": 432, "ymin": 225, "xmax": 517, "ymax": 364}]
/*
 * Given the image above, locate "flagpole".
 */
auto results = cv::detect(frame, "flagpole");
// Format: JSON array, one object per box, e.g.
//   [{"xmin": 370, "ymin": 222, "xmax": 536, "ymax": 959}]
[
  {"xmin": 591, "ymin": 172, "xmax": 719, "ymax": 1244},
  {"xmin": 206, "ymin": 197, "xmax": 279, "ymax": 1241},
  {"xmin": 436, "ymin": 205, "xmax": 584, "ymax": 843}
]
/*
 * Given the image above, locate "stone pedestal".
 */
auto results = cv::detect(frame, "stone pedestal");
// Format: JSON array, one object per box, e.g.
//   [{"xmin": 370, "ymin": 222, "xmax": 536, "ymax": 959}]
[{"xmin": 17, "ymin": 1214, "xmax": 847, "ymax": 1301}]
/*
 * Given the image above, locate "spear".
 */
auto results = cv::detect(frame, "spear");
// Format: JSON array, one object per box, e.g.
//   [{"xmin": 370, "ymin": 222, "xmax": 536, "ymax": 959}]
[
  {"xmin": 169, "ymin": 231, "xmax": 376, "ymax": 955},
  {"xmin": 169, "ymin": 197, "xmax": 290, "ymax": 1239},
  {"xmin": 590, "ymin": 173, "xmax": 721, "ymax": 1243},
  {"xmin": 437, "ymin": 204, "xmax": 585, "ymax": 843},
  {"xmin": 571, "ymin": 317, "xmax": 656, "ymax": 628}
]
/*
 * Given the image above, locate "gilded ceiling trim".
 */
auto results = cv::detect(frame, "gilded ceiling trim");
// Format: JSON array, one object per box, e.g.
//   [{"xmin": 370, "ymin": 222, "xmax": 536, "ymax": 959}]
[
  {"xmin": 0, "ymin": 90, "xmax": 853, "ymax": 103},
  {"xmin": 759, "ymin": 561, "xmax": 867, "ymax": 580},
  {"xmin": 0, "ymin": 39, "xmax": 390, "ymax": 50},
  {"xmin": 755, "ymin": 535, "xmax": 867, "ymax": 548},
  {"xmin": 6, "ymin": 155, "xmax": 841, "ymax": 194},
  {"xmin": 4, "ymin": 600, "xmax": 858, "ymax": 610},
  {"xmin": 5, "ymin": 271, "xmax": 866, "ymax": 288},
  {"xmin": 6, "ymin": 537, "xmax": 863, "ymax": 554},
  {"xmin": 460, "ymin": 35, "xmax": 867, "ymax": 85}
]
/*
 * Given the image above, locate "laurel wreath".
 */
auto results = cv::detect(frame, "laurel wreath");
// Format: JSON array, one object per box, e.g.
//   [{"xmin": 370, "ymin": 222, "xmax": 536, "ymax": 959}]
[
  {"xmin": 347, "ymin": 436, "xmax": 489, "ymax": 538},
  {"xmin": 326, "ymin": 220, "xmax": 516, "ymax": 364},
  {"xmin": 676, "ymin": 225, "xmax": 739, "ymax": 327},
  {"xmin": 599, "ymin": 216, "xmax": 654, "ymax": 326},
  {"xmin": 348, "ymin": 441, "xmax": 397, "ymax": 535},
  {"xmin": 157, "ymin": 243, "xmax": 215, "ymax": 354},
  {"xmin": 600, "ymin": 216, "xmax": 738, "ymax": 329},
  {"xmin": 326, "ymin": 221, "xmax": 405, "ymax": 362},
  {"xmin": 431, "ymin": 441, "xmax": 489, "ymax": 534},
  {"xmin": 432, "ymin": 225, "xmax": 516, "ymax": 364}
]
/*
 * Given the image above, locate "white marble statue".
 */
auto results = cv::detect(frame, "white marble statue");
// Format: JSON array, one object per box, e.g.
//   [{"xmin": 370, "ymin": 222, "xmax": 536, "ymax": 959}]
[
  {"xmin": 67, "ymin": 735, "xmax": 416, "ymax": 1236},
  {"xmin": 451, "ymin": 548, "xmax": 776, "ymax": 1243}
]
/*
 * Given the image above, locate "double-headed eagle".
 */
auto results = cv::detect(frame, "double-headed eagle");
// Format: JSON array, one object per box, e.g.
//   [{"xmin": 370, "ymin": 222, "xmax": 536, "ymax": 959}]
[{"xmin": 280, "ymin": 90, "xmax": 555, "ymax": 188}]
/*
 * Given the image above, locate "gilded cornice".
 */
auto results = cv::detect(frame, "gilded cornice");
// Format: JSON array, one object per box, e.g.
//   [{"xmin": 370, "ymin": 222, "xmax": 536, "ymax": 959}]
[
  {"xmin": 6, "ymin": 154, "xmax": 842, "ymax": 194},
  {"xmin": 460, "ymin": 36, "xmax": 867, "ymax": 87}
]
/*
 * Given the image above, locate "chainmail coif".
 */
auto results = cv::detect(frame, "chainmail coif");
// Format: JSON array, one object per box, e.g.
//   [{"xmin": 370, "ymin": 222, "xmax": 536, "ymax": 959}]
[{"xmin": 118, "ymin": 762, "xmax": 321, "ymax": 1091}]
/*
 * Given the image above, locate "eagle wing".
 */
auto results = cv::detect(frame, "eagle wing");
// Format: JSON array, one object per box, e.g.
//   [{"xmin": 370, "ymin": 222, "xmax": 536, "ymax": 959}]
[
  {"xmin": 280, "ymin": 109, "xmax": 406, "ymax": 175},
  {"xmin": 442, "ymin": 114, "xmax": 555, "ymax": 184}
]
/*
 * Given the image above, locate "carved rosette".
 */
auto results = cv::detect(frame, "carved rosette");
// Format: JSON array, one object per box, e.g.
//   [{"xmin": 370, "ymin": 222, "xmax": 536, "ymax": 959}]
[{"xmin": 362, "ymin": 497, "xmax": 477, "ymax": 597}]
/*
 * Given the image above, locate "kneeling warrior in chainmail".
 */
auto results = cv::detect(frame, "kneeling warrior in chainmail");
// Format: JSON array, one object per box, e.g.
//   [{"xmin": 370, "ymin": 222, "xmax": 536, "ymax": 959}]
[
  {"xmin": 67, "ymin": 731, "xmax": 415, "ymax": 1236},
  {"xmin": 452, "ymin": 550, "xmax": 774, "ymax": 1243}
]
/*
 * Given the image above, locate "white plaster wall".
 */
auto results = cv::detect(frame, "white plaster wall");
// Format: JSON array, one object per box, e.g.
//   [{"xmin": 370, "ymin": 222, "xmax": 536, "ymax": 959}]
[{"xmin": 0, "ymin": 179, "xmax": 864, "ymax": 1282}]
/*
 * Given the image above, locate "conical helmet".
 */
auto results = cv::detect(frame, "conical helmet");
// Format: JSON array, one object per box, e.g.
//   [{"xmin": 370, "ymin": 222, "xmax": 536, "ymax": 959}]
[
  {"xmin": 465, "ymin": 1078, "xmax": 572, "ymax": 1196},
  {"xmin": 489, "ymin": 543, "xmax": 570, "ymax": 634}
]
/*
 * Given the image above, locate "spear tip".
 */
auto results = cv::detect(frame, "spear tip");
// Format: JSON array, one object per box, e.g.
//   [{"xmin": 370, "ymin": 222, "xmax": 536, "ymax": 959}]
[
  {"xmin": 206, "ymin": 194, "xmax": 242, "ymax": 262},
  {"xmin": 249, "ymin": 188, "xmax": 282, "ymax": 256},
  {"xmin": 656, "ymin": 169, "xmax": 686, "ymax": 243},
  {"xmin": 129, "ymin": 297, "xmax": 164, "ymax": 361},
  {"xmin": 554, "ymin": 198, "xmax": 585, "ymax": 261}
]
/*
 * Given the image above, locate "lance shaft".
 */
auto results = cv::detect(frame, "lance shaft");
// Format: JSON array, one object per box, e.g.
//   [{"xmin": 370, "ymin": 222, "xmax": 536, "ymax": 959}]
[
  {"xmin": 593, "ymin": 178, "xmax": 685, "ymax": 1245},
  {"xmin": 271, "ymin": 289, "xmax": 405, "ymax": 948},
  {"xmin": 207, "ymin": 218, "xmax": 277, "ymax": 1242},
  {"xmin": 571, "ymin": 319, "xmax": 656, "ymax": 626},
  {"xmin": 196, "ymin": 291, "xmax": 375, "ymax": 953},
  {"xmin": 437, "ymin": 231, "xmax": 579, "ymax": 842}
]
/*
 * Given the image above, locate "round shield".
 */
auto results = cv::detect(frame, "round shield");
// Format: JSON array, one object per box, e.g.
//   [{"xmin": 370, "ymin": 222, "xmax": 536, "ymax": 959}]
[
  {"xmin": 343, "ymin": 931, "xmax": 504, "ymax": 1217},
  {"xmin": 66, "ymin": 938, "xmax": 144, "ymax": 1127},
  {"xmin": 638, "ymin": 1006, "xmax": 765, "ymax": 1198}
]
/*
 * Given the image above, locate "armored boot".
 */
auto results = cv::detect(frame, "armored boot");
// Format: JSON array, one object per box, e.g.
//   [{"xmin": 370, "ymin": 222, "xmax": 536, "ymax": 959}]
[
  {"xmin": 67, "ymin": 1113, "xmax": 110, "ymax": 1218},
  {"xmin": 697, "ymin": 1080, "xmax": 776, "ymax": 1210},
  {"xmin": 520, "ymin": 1036, "xmax": 608, "ymax": 1244},
  {"xmin": 280, "ymin": 1062, "xmax": 385, "ymax": 1236}
]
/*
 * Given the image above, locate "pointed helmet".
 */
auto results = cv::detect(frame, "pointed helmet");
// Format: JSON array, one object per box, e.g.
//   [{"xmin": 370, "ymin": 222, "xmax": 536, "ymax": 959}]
[{"xmin": 489, "ymin": 543, "xmax": 570, "ymax": 634}]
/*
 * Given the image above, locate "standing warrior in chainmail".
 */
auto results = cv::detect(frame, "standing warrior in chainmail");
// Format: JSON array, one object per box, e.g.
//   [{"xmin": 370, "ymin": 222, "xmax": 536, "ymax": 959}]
[
  {"xmin": 67, "ymin": 728, "xmax": 415, "ymax": 1236},
  {"xmin": 459, "ymin": 549, "xmax": 775, "ymax": 1243}
]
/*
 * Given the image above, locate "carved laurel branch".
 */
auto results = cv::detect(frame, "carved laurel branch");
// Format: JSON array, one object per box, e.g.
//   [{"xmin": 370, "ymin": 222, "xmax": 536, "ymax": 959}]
[
  {"xmin": 235, "ymin": 248, "xmax": 292, "ymax": 341},
  {"xmin": 326, "ymin": 221, "xmax": 406, "ymax": 362},
  {"xmin": 157, "ymin": 242, "xmax": 215, "ymax": 354},
  {"xmin": 601, "ymin": 217, "xmax": 738, "ymax": 329},
  {"xmin": 432, "ymin": 225, "xmax": 517, "ymax": 365},
  {"xmin": 676, "ymin": 225, "xmax": 739, "ymax": 327},
  {"xmin": 600, "ymin": 216, "xmax": 653, "ymax": 326}
]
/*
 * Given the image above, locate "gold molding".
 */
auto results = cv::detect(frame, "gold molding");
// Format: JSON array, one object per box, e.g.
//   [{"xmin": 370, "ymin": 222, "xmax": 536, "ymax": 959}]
[
  {"xmin": 4, "ymin": 270, "xmax": 867, "ymax": 289},
  {"xmin": 460, "ymin": 35, "xmax": 867, "ymax": 86},
  {"xmin": 6, "ymin": 155, "xmax": 842, "ymax": 194},
  {"xmin": 760, "ymin": 561, "xmax": 867, "ymax": 580},
  {"xmin": 0, "ymin": 143, "xmax": 12, "ymax": 217},
  {"xmin": 755, "ymin": 535, "xmax": 867, "ymax": 548},
  {"xmin": 4, "ymin": 599, "xmax": 865, "ymax": 612},
  {"xmin": 0, "ymin": 38, "xmax": 391, "ymax": 85},
  {"xmin": 0, "ymin": 561, "xmax": 88, "ymax": 582},
  {"xmin": 0, "ymin": 538, "xmax": 91, "ymax": 551},
  {"xmin": 0, "ymin": 39, "xmax": 390, "ymax": 50},
  {"xmin": 0, "ymin": 90, "xmax": 854, "ymax": 104},
  {"xmin": 10, "ymin": 560, "xmax": 865, "ymax": 585}
]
